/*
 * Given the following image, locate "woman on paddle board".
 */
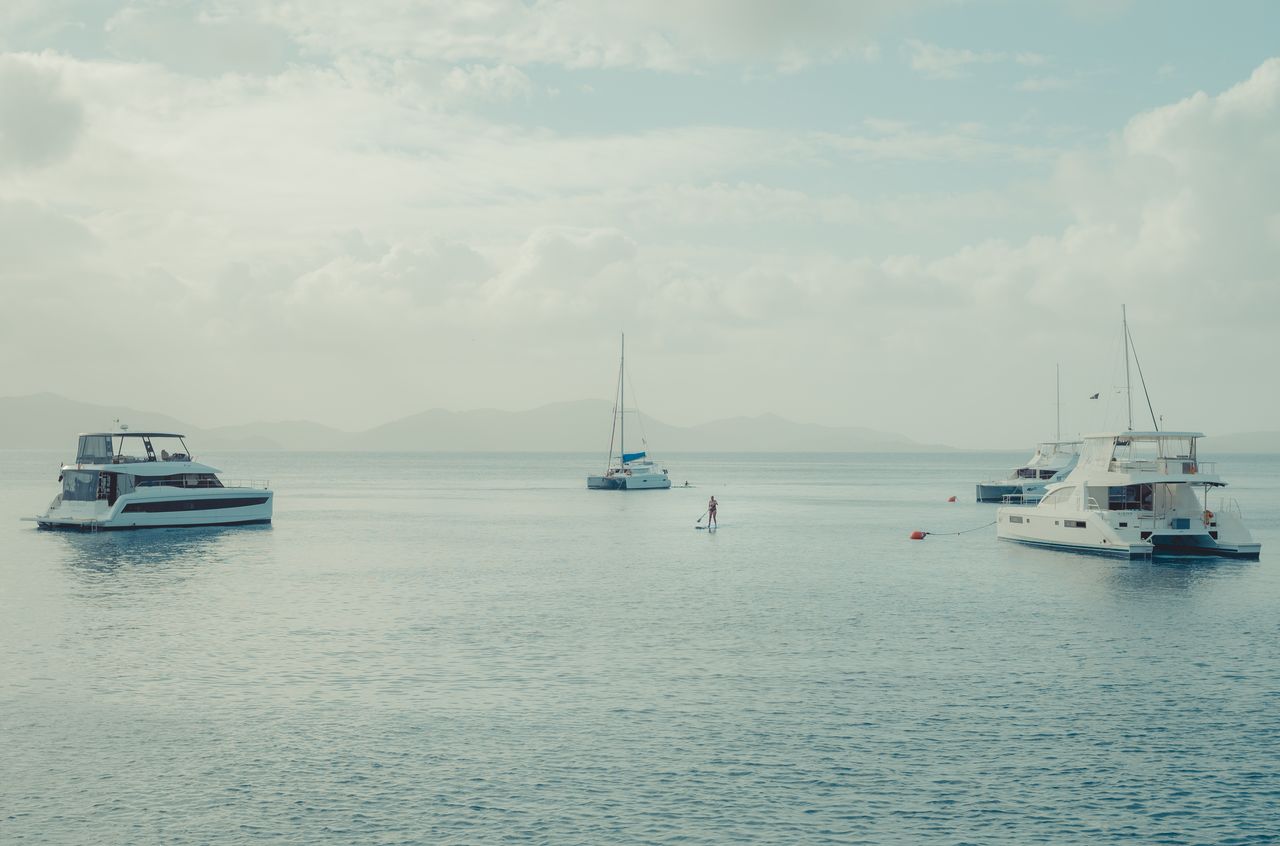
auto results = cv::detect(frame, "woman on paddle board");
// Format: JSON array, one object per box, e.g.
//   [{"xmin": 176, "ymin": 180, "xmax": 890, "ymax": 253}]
[{"xmin": 707, "ymin": 495, "xmax": 718, "ymax": 528}]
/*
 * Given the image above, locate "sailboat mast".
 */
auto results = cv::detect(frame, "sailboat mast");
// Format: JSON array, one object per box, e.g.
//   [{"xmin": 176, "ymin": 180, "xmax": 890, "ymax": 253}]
[
  {"xmin": 1056, "ymin": 363, "xmax": 1061, "ymax": 442},
  {"xmin": 620, "ymin": 333, "xmax": 625, "ymax": 465},
  {"xmin": 1122, "ymin": 304, "xmax": 1133, "ymax": 431}
]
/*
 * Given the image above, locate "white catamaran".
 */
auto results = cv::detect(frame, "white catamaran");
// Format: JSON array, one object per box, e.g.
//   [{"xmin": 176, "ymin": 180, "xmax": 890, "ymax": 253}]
[
  {"xmin": 587, "ymin": 334, "xmax": 671, "ymax": 490},
  {"xmin": 996, "ymin": 308, "xmax": 1260, "ymax": 559},
  {"xmin": 30, "ymin": 431, "xmax": 273, "ymax": 530},
  {"xmin": 977, "ymin": 366, "xmax": 1080, "ymax": 503}
]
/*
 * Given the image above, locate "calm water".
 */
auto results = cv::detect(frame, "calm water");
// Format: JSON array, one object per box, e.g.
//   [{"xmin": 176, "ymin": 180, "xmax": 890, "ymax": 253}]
[{"xmin": 2, "ymin": 450, "xmax": 1278, "ymax": 845}]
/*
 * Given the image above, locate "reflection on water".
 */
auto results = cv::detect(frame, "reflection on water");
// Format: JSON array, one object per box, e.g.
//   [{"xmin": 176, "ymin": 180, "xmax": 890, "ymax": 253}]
[
  {"xmin": 54, "ymin": 525, "xmax": 272, "ymax": 579},
  {"xmin": 1105, "ymin": 555, "xmax": 1253, "ymax": 595}
]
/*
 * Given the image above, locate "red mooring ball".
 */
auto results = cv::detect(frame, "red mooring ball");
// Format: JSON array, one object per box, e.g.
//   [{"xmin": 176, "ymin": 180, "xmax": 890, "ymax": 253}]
[
  {"xmin": 947, "ymin": 496, "xmax": 957, "ymax": 502},
  {"xmin": 910, "ymin": 531, "xmax": 927, "ymax": 540}
]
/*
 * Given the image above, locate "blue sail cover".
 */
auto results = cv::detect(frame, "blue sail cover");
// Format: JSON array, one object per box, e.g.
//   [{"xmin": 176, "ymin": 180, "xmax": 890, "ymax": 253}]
[{"xmin": 621, "ymin": 451, "xmax": 646, "ymax": 463}]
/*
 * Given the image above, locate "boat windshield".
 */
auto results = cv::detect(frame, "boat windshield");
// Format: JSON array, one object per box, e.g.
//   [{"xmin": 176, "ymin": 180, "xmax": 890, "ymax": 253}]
[
  {"xmin": 62, "ymin": 470, "xmax": 100, "ymax": 501},
  {"xmin": 76, "ymin": 435, "xmax": 113, "ymax": 464}
]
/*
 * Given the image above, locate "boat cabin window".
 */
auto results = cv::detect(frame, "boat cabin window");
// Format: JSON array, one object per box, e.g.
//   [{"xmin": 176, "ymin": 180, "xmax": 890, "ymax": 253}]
[
  {"xmin": 135, "ymin": 473, "xmax": 223, "ymax": 489},
  {"xmin": 76, "ymin": 435, "xmax": 113, "ymax": 464},
  {"xmin": 1015, "ymin": 468, "xmax": 1037, "ymax": 479},
  {"xmin": 1108, "ymin": 484, "xmax": 1153, "ymax": 511},
  {"xmin": 62, "ymin": 470, "xmax": 100, "ymax": 501}
]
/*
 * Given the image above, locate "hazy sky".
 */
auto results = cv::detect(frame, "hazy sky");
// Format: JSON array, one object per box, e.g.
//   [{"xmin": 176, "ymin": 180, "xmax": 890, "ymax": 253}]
[{"xmin": 1, "ymin": 0, "xmax": 1277, "ymax": 447}]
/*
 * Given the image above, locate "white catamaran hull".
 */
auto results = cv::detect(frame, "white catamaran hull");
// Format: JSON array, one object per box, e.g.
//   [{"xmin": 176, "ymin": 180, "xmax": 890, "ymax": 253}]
[
  {"xmin": 36, "ymin": 489, "xmax": 273, "ymax": 530},
  {"xmin": 997, "ymin": 505, "xmax": 1260, "ymax": 559},
  {"xmin": 587, "ymin": 470, "xmax": 671, "ymax": 490}
]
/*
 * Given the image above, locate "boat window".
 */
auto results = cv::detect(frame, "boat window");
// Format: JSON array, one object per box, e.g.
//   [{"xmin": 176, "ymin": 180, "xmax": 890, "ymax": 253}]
[
  {"xmin": 62, "ymin": 470, "xmax": 100, "ymax": 501},
  {"xmin": 135, "ymin": 473, "xmax": 223, "ymax": 488},
  {"xmin": 76, "ymin": 435, "xmax": 113, "ymax": 464},
  {"xmin": 1015, "ymin": 468, "xmax": 1037, "ymax": 479},
  {"xmin": 115, "ymin": 473, "xmax": 136, "ymax": 496},
  {"xmin": 1108, "ymin": 484, "xmax": 1153, "ymax": 511}
]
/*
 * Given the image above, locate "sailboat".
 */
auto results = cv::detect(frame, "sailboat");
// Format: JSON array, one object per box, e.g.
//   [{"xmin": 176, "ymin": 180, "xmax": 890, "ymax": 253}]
[
  {"xmin": 586, "ymin": 334, "xmax": 672, "ymax": 490},
  {"xmin": 995, "ymin": 307, "xmax": 1260, "ymax": 558}
]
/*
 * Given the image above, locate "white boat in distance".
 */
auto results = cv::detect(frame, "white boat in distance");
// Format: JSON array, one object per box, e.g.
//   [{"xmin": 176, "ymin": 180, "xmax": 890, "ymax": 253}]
[
  {"xmin": 587, "ymin": 335, "xmax": 671, "ymax": 490},
  {"xmin": 996, "ymin": 307, "xmax": 1259, "ymax": 559},
  {"xmin": 976, "ymin": 441, "xmax": 1081, "ymax": 503},
  {"xmin": 31, "ymin": 431, "xmax": 272, "ymax": 530},
  {"xmin": 995, "ymin": 430, "xmax": 1260, "ymax": 558}
]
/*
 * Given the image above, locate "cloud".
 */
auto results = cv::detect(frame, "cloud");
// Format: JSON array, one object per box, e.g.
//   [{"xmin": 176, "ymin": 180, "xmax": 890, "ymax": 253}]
[
  {"xmin": 905, "ymin": 39, "xmax": 1047, "ymax": 80},
  {"xmin": 103, "ymin": 2, "xmax": 294, "ymax": 75},
  {"xmin": 441, "ymin": 64, "xmax": 532, "ymax": 103},
  {"xmin": 267, "ymin": 0, "xmax": 918, "ymax": 73},
  {"xmin": 0, "ymin": 54, "xmax": 84, "ymax": 170}
]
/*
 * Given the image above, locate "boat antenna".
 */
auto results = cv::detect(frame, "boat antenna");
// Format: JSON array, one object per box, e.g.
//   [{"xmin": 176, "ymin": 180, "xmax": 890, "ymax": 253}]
[
  {"xmin": 1124, "ymin": 314, "xmax": 1159, "ymax": 431},
  {"xmin": 1055, "ymin": 363, "xmax": 1061, "ymax": 442}
]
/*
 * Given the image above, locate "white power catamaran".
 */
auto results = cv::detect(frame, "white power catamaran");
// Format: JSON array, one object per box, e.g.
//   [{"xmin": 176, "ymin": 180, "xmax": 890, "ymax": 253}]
[
  {"xmin": 997, "ymin": 309, "xmax": 1260, "ymax": 559},
  {"xmin": 30, "ymin": 431, "xmax": 273, "ymax": 530},
  {"xmin": 976, "ymin": 441, "xmax": 1081, "ymax": 504},
  {"xmin": 977, "ymin": 366, "xmax": 1080, "ymax": 503},
  {"xmin": 587, "ymin": 334, "xmax": 671, "ymax": 490}
]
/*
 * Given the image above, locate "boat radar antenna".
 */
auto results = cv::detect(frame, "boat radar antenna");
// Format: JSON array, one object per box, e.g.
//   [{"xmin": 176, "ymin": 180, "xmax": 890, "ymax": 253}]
[{"xmin": 1121, "ymin": 304, "xmax": 1160, "ymax": 431}]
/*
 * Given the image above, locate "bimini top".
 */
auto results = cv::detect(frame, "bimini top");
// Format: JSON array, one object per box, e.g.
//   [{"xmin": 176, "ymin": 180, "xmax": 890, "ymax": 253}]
[
  {"xmin": 79, "ymin": 431, "xmax": 186, "ymax": 438},
  {"xmin": 1082, "ymin": 430, "xmax": 1205, "ymax": 441},
  {"xmin": 73, "ymin": 432, "xmax": 196, "ymax": 467}
]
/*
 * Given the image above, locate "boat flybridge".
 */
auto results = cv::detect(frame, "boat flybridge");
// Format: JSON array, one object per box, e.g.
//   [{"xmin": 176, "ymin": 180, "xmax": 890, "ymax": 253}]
[
  {"xmin": 587, "ymin": 334, "xmax": 671, "ymax": 490},
  {"xmin": 976, "ymin": 440, "xmax": 1081, "ymax": 503},
  {"xmin": 996, "ymin": 431, "xmax": 1259, "ymax": 559},
  {"xmin": 30, "ymin": 432, "xmax": 273, "ymax": 530}
]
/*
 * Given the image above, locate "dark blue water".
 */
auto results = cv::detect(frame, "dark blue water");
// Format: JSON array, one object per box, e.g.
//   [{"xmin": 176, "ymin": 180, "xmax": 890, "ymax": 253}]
[{"xmin": 3, "ymin": 450, "xmax": 1278, "ymax": 844}]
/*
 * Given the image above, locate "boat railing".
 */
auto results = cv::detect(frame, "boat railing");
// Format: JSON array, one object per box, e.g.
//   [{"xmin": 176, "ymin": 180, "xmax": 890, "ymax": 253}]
[
  {"xmin": 135, "ymin": 478, "xmax": 270, "ymax": 490},
  {"xmin": 1109, "ymin": 458, "xmax": 1212, "ymax": 475},
  {"xmin": 223, "ymin": 479, "xmax": 271, "ymax": 490},
  {"xmin": 1086, "ymin": 496, "xmax": 1102, "ymax": 511}
]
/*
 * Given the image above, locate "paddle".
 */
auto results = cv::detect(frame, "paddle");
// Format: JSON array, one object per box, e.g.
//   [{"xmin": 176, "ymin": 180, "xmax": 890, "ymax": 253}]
[{"xmin": 695, "ymin": 511, "xmax": 707, "ymax": 526}]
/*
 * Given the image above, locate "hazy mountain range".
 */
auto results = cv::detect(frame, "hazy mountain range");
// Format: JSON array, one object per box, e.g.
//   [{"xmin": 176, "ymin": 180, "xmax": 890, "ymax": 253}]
[
  {"xmin": 3, "ymin": 393, "xmax": 1275, "ymax": 454},
  {"xmin": 0, "ymin": 393, "xmax": 945, "ymax": 453}
]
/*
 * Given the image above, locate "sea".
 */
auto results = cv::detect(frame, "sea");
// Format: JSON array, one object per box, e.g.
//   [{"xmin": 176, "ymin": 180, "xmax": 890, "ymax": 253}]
[{"xmin": 2, "ymin": 450, "xmax": 1278, "ymax": 845}]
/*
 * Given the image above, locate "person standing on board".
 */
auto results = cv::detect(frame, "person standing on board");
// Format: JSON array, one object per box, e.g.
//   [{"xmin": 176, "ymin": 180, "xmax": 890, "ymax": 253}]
[{"xmin": 707, "ymin": 495, "xmax": 718, "ymax": 529}]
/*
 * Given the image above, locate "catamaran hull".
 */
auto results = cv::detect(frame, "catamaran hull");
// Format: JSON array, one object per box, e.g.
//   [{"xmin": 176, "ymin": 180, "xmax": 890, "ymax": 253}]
[
  {"xmin": 586, "ymin": 474, "xmax": 670, "ymax": 490},
  {"xmin": 997, "ymin": 508, "xmax": 1261, "ymax": 560},
  {"xmin": 34, "ymin": 491, "xmax": 273, "ymax": 531}
]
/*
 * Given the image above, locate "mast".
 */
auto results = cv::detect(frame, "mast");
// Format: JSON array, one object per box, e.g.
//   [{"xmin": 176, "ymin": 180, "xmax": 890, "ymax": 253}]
[
  {"xmin": 1122, "ymin": 304, "xmax": 1133, "ymax": 431},
  {"xmin": 619, "ymin": 333, "xmax": 625, "ymax": 465},
  {"xmin": 1056, "ymin": 363, "xmax": 1061, "ymax": 442}
]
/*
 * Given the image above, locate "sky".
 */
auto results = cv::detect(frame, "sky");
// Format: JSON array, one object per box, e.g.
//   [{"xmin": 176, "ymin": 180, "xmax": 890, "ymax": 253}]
[{"xmin": 1, "ymin": 0, "xmax": 1277, "ymax": 448}]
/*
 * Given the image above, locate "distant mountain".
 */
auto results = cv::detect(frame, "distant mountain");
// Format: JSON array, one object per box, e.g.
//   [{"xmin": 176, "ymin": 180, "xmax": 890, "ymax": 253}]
[{"xmin": 0, "ymin": 392, "xmax": 946, "ymax": 452}]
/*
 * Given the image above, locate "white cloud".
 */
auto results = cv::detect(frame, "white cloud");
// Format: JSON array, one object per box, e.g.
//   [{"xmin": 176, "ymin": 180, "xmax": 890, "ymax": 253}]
[
  {"xmin": 1, "ymin": 29, "xmax": 1277, "ymax": 443},
  {"xmin": 906, "ymin": 39, "xmax": 1049, "ymax": 80},
  {"xmin": 264, "ymin": 0, "xmax": 916, "ymax": 73},
  {"xmin": 104, "ymin": 2, "xmax": 294, "ymax": 75},
  {"xmin": 0, "ymin": 54, "xmax": 84, "ymax": 170},
  {"xmin": 442, "ymin": 63, "xmax": 532, "ymax": 103}
]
